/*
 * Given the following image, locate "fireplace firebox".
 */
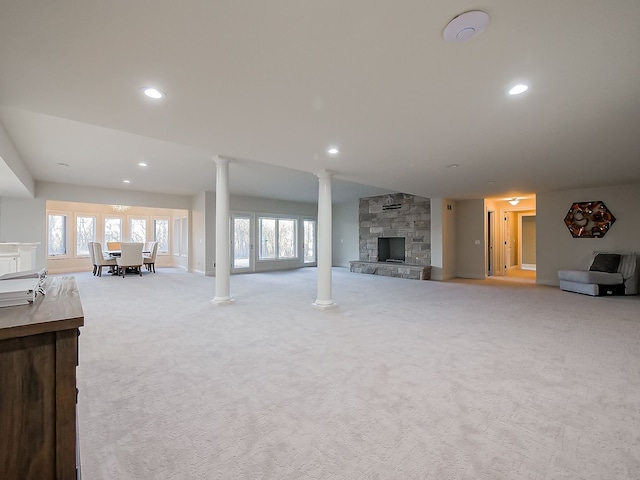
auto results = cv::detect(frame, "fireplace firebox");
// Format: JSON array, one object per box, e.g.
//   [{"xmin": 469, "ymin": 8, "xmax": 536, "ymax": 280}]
[{"xmin": 378, "ymin": 237, "xmax": 405, "ymax": 263}]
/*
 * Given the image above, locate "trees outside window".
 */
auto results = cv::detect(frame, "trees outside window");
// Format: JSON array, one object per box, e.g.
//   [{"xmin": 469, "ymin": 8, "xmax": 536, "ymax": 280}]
[
  {"xmin": 48, "ymin": 214, "xmax": 67, "ymax": 256},
  {"xmin": 76, "ymin": 215, "xmax": 96, "ymax": 256},
  {"xmin": 130, "ymin": 218, "xmax": 147, "ymax": 243},
  {"xmin": 104, "ymin": 217, "xmax": 122, "ymax": 244},
  {"xmin": 303, "ymin": 219, "xmax": 316, "ymax": 263},
  {"xmin": 154, "ymin": 218, "xmax": 169, "ymax": 253},
  {"xmin": 259, "ymin": 217, "xmax": 297, "ymax": 260}
]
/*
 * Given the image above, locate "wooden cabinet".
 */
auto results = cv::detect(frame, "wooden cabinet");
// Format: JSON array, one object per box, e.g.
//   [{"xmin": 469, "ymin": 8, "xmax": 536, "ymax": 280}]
[{"xmin": 0, "ymin": 277, "xmax": 84, "ymax": 480}]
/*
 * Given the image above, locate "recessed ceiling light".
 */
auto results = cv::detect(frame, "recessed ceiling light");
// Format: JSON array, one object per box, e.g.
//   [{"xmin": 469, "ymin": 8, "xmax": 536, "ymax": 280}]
[
  {"xmin": 138, "ymin": 162, "xmax": 147, "ymax": 167},
  {"xmin": 141, "ymin": 87, "xmax": 165, "ymax": 99},
  {"xmin": 123, "ymin": 179, "xmax": 131, "ymax": 184},
  {"xmin": 509, "ymin": 84, "xmax": 529, "ymax": 95},
  {"xmin": 58, "ymin": 162, "xmax": 69, "ymax": 167},
  {"xmin": 328, "ymin": 147, "xmax": 339, "ymax": 155},
  {"xmin": 446, "ymin": 164, "xmax": 459, "ymax": 168}
]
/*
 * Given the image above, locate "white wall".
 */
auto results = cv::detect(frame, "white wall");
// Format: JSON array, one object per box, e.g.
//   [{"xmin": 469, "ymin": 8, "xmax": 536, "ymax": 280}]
[
  {"xmin": 0, "ymin": 196, "xmax": 46, "ymax": 268},
  {"xmin": 430, "ymin": 198, "xmax": 457, "ymax": 281},
  {"xmin": 455, "ymin": 199, "xmax": 485, "ymax": 279},
  {"xmin": 190, "ymin": 192, "xmax": 208, "ymax": 274},
  {"xmin": 0, "ymin": 121, "xmax": 34, "ymax": 197},
  {"xmin": 536, "ymin": 182, "xmax": 640, "ymax": 286},
  {"xmin": 37, "ymin": 181, "xmax": 191, "ymax": 210},
  {"xmin": 332, "ymin": 200, "xmax": 359, "ymax": 267}
]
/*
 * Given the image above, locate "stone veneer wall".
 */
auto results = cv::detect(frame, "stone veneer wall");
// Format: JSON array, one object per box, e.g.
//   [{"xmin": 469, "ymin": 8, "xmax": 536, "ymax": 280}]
[{"xmin": 359, "ymin": 193, "xmax": 431, "ymax": 265}]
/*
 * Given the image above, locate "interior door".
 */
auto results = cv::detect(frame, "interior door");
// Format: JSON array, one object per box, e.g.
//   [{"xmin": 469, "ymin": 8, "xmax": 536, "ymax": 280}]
[
  {"xmin": 487, "ymin": 210, "xmax": 495, "ymax": 276},
  {"xmin": 231, "ymin": 213, "xmax": 253, "ymax": 273}
]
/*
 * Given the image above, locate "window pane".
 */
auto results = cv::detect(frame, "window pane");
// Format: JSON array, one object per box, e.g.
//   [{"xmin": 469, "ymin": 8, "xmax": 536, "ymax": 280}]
[
  {"xmin": 259, "ymin": 218, "xmax": 276, "ymax": 259},
  {"xmin": 104, "ymin": 217, "xmax": 122, "ymax": 244},
  {"xmin": 48, "ymin": 214, "xmax": 67, "ymax": 256},
  {"xmin": 233, "ymin": 217, "xmax": 251, "ymax": 268},
  {"xmin": 76, "ymin": 216, "xmax": 96, "ymax": 256},
  {"xmin": 130, "ymin": 218, "xmax": 147, "ymax": 243},
  {"xmin": 304, "ymin": 220, "xmax": 316, "ymax": 263},
  {"xmin": 278, "ymin": 219, "xmax": 296, "ymax": 259},
  {"xmin": 154, "ymin": 219, "xmax": 169, "ymax": 253}
]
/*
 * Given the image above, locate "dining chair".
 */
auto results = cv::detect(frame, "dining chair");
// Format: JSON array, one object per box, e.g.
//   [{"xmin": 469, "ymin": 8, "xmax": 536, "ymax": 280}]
[
  {"xmin": 106, "ymin": 241, "xmax": 121, "ymax": 251},
  {"xmin": 87, "ymin": 241, "xmax": 97, "ymax": 275},
  {"xmin": 143, "ymin": 241, "xmax": 158, "ymax": 273},
  {"xmin": 116, "ymin": 242, "xmax": 144, "ymax": 278},
  {"xmin": 93, "ymin": 242, "xmax": 118, "ymax": 277}
]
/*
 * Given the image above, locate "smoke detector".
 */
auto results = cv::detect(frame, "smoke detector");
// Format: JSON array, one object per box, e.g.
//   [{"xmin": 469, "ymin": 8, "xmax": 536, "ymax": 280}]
[{"xmin": 443, "ymin": 11, "xmax": 490, "ymax": 42}]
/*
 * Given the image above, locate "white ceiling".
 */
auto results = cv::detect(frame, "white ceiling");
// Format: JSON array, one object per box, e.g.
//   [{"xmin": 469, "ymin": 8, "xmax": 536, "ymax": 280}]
[{"xmin": 1, "ymin": 1, "xmax": 640, "ymax": 203}]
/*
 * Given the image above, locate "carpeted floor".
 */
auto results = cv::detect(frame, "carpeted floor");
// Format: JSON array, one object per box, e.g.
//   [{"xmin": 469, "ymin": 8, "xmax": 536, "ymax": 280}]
[{"xmin": 73, "ymin": 267, "xmax": 640, "ymax": 479}]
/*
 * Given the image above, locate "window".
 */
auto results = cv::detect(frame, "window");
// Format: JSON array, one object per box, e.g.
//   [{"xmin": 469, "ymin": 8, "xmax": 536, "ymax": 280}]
[
  {"xmin": 104, "ymin": 217, "xmax": 122, "ymax": 244},
  {"xmin": 153, "ymin": 218, "xmax": 169, "ymax": 253},
  {"xmin": 303, "ymin": 219, "xmax": 316, "ymax": 263},
  {"xmin": 259, "ymin": 218, "xmax": 276, "ymax": 259},
  {"xmin": 258, "ymin": 217, "xmax": 298, "ymax": 260},
  {"xmin": 130, "ymin": 218, "xmax": 147, "ymax": 243},
  {"xmin": 278, "ymin": 219, "xmax": 296, "ymax": 259},
  {"xmin": 76, "ymin": 215, "xmax": 96, "ymax": 256},
  {"xmin": 48, "ymin": 214, "xmax": 67, "ymax": 256}
]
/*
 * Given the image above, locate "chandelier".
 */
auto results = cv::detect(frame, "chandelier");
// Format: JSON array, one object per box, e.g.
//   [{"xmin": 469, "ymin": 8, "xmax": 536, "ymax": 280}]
[{"xmin": 110, "ymin": 205, "xmax": 131, "ymax": 213}]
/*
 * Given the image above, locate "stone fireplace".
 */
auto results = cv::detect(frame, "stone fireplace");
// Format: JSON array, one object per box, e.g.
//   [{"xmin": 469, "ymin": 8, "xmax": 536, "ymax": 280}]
[
  {"xmin": 350, "ymin": 193, "xmax": 431, "ymax": 280},
  {"xmin": 377, "ymin": 237, "xmax": 405, "ymax": 263}
]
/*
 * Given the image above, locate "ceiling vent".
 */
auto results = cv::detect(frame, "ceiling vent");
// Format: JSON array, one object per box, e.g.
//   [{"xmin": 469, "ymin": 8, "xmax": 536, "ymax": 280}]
[{"xmin": 443, "ymin": 11, "xmax": 490, "ymax": 42}]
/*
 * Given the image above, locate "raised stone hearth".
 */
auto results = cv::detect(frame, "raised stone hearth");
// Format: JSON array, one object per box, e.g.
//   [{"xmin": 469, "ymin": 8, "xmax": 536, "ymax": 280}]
[
  {"xmin": 350, "ymin": 261, "xmax": 431, "ymax": 280},
  {"xmin": 352, "ymin": 192, "xmax": 431, "ymax": 280}
]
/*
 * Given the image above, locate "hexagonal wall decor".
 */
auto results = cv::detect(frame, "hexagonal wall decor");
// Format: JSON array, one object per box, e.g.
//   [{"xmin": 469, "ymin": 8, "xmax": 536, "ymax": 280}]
[{"xmin": 564, "ymin": 201, "xmax": 616, "ymax": 238}]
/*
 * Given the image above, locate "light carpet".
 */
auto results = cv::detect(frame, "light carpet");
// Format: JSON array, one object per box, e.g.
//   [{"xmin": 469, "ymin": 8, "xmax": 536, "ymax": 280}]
[{"xmin": 73, "ymin": 267, "xmax": 640, "ymax": 479}]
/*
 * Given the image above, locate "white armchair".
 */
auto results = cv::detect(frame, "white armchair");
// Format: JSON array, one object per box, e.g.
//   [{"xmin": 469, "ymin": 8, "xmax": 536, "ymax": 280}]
[
  {"xmin": 143, "ymin": 241, "xmax": 158, "ymax": 273},
  {"xmin": 116, "ymin": 242, "xmax": 144, "ymax": 278},
  {"xmin": 93, "ymin": 242, "xmax": 117, "ymax": 277},
  {"xmin": 88, "ymin": 241, "xmax": 96, "ymax": 275}
]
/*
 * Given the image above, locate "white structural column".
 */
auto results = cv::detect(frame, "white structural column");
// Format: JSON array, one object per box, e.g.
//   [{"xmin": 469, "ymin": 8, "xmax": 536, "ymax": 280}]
[
  {"xmin": 313, "ymin": 170, "xmax": 337, "ymax": 309},
  {"xmin": 212, "ymin": 156, "xmax": 234, "ymax": 305}
]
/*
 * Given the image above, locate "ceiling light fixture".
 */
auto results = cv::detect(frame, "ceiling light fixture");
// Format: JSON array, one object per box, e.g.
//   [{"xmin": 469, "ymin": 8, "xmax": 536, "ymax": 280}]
[
  {"xmin": 110, "ymin": 205, "xmax": 131, "ymax": 213},
  {"xmin": 141, "ymin": 87, "xmax": 165, "ymax": 99},
  {"xmin": 443, "ymin": 10, "xmax": 490, "ymax": 42},
  {"xmin": 328, "ymin": 147, "xmax": 339, "ymax": 155},
  {"xmin": 123, "ymin": 179, "xmax": 131, "ymax": 184},
  {"xmin": 447, "ymin": 164, "xmax": 459, "ymax": 168},
  {"xmin": 509, "ymin": 198, "xmax": 520, "ymax": 206},
  {"xmin": 509, "ymin": 84, "xmax": 529, "ymax": 95},
  {"xmin": 138, "ymin": 162, "xmax": 147, "ymax": 167}
]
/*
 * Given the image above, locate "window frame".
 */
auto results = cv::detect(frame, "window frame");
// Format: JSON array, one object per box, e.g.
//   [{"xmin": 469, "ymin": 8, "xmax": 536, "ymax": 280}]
[
  {"xmin": 47, "ymin": 211, "xmax": 71, "ymax": 258},
  {"xmin": 128, "ymin": 216, "xmax": 148, "ymax": 243},
  {"xmin": 75, "ymin": 213, "xmax": 97, "ymax": 258},
  {"xmin": 302, "ymin": 217, "xmax": 317, "ymax": 265},
  {"xmin": 152, "ymin": 216, "xmax": 170, "ymax": 254},
  {"xmin": 103, "ymin": 216, "xmax": 123, "ymax": 246},
  {"xmin": 257, "ymin": 214, "xmax": 299, "ymax": 262}
]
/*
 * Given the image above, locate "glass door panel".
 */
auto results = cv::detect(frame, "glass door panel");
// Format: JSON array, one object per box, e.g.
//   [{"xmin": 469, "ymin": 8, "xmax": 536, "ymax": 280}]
[{"xmin": 232, "ymin": 213, "xmax": 253, "ymax": 272}]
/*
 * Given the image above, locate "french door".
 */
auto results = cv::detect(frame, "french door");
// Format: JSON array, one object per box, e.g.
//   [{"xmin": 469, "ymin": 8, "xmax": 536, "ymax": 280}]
[{"xmin": 231, "ymin": 213, "xmax": 254, "ymax": 273}]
